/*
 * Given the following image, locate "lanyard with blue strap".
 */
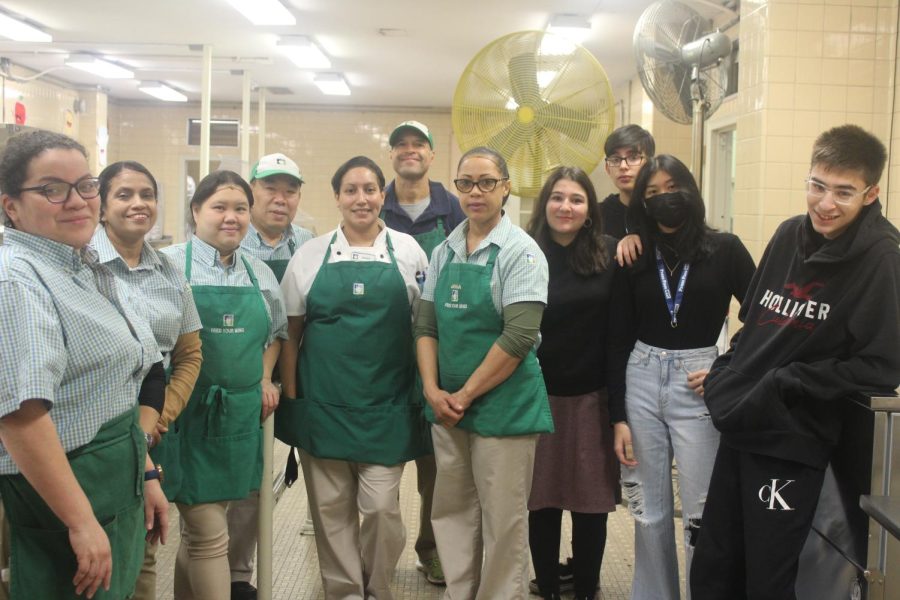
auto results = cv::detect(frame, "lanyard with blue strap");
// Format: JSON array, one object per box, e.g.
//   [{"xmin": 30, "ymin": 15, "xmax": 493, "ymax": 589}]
[{"xmin": 655, "ymin": 246, "xmax": 690, "ymax": 328}]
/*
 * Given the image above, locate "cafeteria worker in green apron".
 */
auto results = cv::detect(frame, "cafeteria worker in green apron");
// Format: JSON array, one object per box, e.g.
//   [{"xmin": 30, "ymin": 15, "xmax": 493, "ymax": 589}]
[
  {"xmin": 161, "ymin": 170, "xmax": 287, "ymax": 600},
  {"xmin": 93, "ymin": 160, "xmax": 204, "ymax": 600},
  {"xmin": 278, "ymin": 156, "xmax": 430, "ymax": 600},
  {"xmin": 0, "ymin": 130, "xmax": 165, "ymax": 599},
  {"xmin": 414, "ymin": 146, "xmax": 553, "ymax": 600}
]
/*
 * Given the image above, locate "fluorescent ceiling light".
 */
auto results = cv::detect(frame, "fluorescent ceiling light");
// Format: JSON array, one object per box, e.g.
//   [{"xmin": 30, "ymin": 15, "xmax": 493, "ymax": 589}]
[
  {"xmin": 138, "ymin": 81, "xmax": 188, "ymax": 102},
  {"xmin": 313, "ymin": 73, "xmax": 350, "ymax": 96},
  {"xmin": 66, "ymin": 54, "xmax": 134, "ymax": 79},
  {"xmin": 278, "ymin": 36, "xmax": 330, "ymax": 69},
  {"xmin": 0, "ymin": 12, "xmax": 51, "ymax": 42},
  {"xmin": 226, "ymin": 0, "xmax": 295, "ymax": 25},
  {"xmin": 546, "ymin": 14, "xmax": 592, "ymax": 44}
]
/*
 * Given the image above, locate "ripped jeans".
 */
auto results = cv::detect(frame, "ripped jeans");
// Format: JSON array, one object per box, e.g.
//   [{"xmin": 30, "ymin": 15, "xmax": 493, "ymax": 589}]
[{"xmin": 622, "ymin": 341, "xmax": 719, "ymax": 600}]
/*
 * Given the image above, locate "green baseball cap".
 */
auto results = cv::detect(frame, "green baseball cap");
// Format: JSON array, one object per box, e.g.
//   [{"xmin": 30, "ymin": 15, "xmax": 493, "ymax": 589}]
[
  {"xmin": 389, "ymin": 120, "xmax": 434, "ymax": 148},
  {"xmin": 250, "ymin": 153, "xmax": 304, "ymax": 183}
]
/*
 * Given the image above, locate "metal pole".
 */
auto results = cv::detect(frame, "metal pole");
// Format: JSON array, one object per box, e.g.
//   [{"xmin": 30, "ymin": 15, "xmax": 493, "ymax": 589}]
[
  {"xmin": 690, "ymin": 64, "xmax": 704, "ymax": 187},
  {"xmin": 257, "ymin": 87, "xmax": 267, "ymax": 159},
  {"xmin": 199, "ymin": 45, "xmax": 213, "ymax": 179},
  {"xmin": 241, "ymin": 71, "xmax": 252, "ymax": 179},
  {"xmin": 258, "ymin": 415, "xmax": 274, "ymax": 600}
]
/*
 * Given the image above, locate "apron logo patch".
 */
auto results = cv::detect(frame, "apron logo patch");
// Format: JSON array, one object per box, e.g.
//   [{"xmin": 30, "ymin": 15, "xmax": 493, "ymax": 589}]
[
  {"xmin": 353, "ymin": 282, "xmax": 365, "ymax": 295},
  {"xmin": 526, "ymin": 252, "xmax": 536, "ymax": 265},
  {"xmin": 223, "ymin": 314, "xmax": 235, "ymax": 327},
  {"xmin": 450, "ymin": 288, "xmax": 459, "ymax": 303},
  {"xmin": 444, "ymin": 284, "xmax": 468, "ymax": 309}
]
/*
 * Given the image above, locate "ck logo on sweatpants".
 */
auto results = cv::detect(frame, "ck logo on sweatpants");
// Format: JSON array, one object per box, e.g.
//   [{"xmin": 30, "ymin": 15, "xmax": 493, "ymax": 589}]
[{"xmin": 758, "ymin": 479, "xmax": 795, "ymax": 510}]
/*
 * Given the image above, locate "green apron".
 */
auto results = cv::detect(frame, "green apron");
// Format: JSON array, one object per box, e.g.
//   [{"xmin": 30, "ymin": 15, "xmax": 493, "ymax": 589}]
[
  {"xmin": 174, "ymin": 242, "xmax": 270, "ymax": 505},
  {"xmin": 413, "ymin": 217, "xmax": 446, "ymax": 261},
  {"xmin": 428, "ymin": 245, "xmax": 553, "ymax": 436},
  {"xmin": 0, "ymin": 408, "xmax": 145, "ymax": 600},
  {"xmin": 275, "ymin": 232, "xmax": 429, "ymax": 465},
  {"xmin": 148, "ymin": 368, "xmax": 181, "ymax": 500},
  {"xmin": 263, "ymin": 237, "xmax": 296, "ymax": 283}
]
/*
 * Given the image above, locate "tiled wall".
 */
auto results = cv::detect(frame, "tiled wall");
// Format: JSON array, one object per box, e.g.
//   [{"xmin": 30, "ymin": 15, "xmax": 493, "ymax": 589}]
[{"xmin": 736, "ymin": 0, "xmax": 899, "ymax": 260}]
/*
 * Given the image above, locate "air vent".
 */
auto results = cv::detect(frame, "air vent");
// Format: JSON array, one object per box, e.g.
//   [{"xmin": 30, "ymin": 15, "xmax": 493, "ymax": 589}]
[{"xmin": 187, "ymin": 119, "xmax": 239, "ymax": 147}]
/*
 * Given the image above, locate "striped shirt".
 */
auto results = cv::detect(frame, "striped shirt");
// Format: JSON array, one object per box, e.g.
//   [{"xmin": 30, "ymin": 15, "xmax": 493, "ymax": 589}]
[
  {"xmin": 0, "ymin": 229, "xmax": 159, "ymax": 474},
  {"xmin": 240, "ymin": 223, "xmax": 314, "ymax": 262},
  {"xmin": 92, "ymin": 227, "xmax": 202, "ymax": 358},
  {"xmin": 422, "ymin": 213, "xmax": 549, "ymax": 313},
  {"xmin": 162, "ymin": 236, "xmax": 288, "ymax": 345}
]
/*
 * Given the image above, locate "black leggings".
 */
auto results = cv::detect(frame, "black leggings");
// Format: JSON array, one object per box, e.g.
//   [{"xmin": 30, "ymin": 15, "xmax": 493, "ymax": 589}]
[{"xmin": 529, "ymin": 508, "xmax": 608, "ymax": 597}]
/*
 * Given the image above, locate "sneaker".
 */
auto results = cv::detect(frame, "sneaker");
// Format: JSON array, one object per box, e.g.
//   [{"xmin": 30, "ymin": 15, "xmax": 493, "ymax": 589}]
[
  {"xmin": 528, "ymin": 558, "xmax": 574, "ymax": 595},
  {"xmin": 416, "ymin": 556, "xmax": 446, "ymax": 586},
  {"xmin": 231, "ymin": 581, "xmax": 257, "ymax": 600}
]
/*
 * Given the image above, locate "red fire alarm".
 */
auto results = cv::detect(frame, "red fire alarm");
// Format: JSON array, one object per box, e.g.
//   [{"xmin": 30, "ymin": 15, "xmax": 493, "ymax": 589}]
[{"xmin": 14, "ymin": 102, "xmax": 25, "ymax": 125}]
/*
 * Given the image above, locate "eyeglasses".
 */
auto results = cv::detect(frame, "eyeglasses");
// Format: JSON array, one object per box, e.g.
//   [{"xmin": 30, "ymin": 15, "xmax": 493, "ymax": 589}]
[
  {"xmin": 804, "ymin": 178, "xmax": 871, "ymax": 206},
  {"xmin": 19, "ymin": 178, "xmax": 101, "ymax": 204},
  {"xmin": 605, "ymin": 153, "xmax": 644, "ymax": 168},
  {"xmin": 453, "ymin": 177, "xmax": 508, "ymax": 193}
]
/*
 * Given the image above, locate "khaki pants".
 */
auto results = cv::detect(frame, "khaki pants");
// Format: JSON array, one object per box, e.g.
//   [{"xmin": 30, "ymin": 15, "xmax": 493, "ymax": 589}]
[
  {"xmin": 226, "ymin": 490, "xmax": 259, "ymax": 583},
  {"xmin": 132, "ymin": 538, "xmax": 159, "ymax": 600},
  {"xmin": 299, "ymin": 449, "xmax": 405, "ymax": 600},
  {"xmin": 430, "ymin": 425, "xmax": 537, "ymax": 600},
  {"xmin": 174, "ymin": 501, "xmax": 230, "ymax": 600},
  {"xmin": 414, "ymin": 454, "xmax": 439, "ymax": 562}
]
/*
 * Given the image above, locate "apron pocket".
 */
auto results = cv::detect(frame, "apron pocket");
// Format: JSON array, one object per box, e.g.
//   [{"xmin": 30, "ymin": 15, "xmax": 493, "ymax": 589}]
[{"xmin": 178, "ymin": 431, "xmax": 262, "ymax": 505}]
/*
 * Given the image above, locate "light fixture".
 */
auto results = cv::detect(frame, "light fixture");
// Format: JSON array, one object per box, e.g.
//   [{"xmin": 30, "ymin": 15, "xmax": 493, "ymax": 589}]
[
  {"xmin": 546, "ymin": 14, "xmax": 592, "ymax": 44},
  {"xmin": 0, "ymin": 12, "xmax": 51, "ymax": 42},
  {"xmin": 66, "ymin": 54, "xmax": 134, "ymax": 79},
  {"xmin": 225, "ymin": 0, "xmax": 295, "ymax": 25},
  {"xmin": 278, "ymin": 36, "xmax": 331, "ymax": 69},
  {"xmin": 313, "ymin": 73, "xmax": 350, "ymax": 96},
  {"xmin": 138, "ymin": 81, "xmax": 188, "ymax": 102}
]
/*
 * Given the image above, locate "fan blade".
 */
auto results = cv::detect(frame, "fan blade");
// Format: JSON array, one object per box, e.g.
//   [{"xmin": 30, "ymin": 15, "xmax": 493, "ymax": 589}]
[
  {"xmin": 486, "ymin": 119, "xmax": 533, "ymax": 158},
  {"xmin": 508, "ymin": 53, "xmax": 541, "ymax": 106},
  {"xmin": 534, "ymin": 102, "xmax": 595, "ymax": 143}
]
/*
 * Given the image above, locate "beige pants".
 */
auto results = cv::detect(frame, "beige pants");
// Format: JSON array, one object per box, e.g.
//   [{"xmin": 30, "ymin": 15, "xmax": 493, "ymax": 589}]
[
  {"xmin": 226, "ymin": 490, "xmax": 259, "ymax": 583},
  {"xmin": 430, "ymin": 425, "xmax": 537, "ymax": 600},
  {"xmin": 174, "ymin": 501, "xmax": 230, "ymax": 600},
  {"xmin": 131, "ymin": 538, "xmax": 159, "ymax": 600},
  {"xmin": 414, "ymin": 454, "xmax": 439, "ymax": 562},
  {"xmin": 299, "ymin": 449, "xmax": 405, "ymax": 600}
]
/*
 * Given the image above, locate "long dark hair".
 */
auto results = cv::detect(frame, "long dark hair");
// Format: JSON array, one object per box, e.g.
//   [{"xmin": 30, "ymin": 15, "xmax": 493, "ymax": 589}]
[
  {"xmin": 527, "ymin": 166, "xmax": 608, "ymax": 275},
  {"xmin": 627, "ymin": 154, "xmax": 713, "ymax": 263}
]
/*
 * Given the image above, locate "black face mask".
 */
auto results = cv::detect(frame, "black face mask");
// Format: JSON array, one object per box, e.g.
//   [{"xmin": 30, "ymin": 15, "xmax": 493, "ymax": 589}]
[{"xmin": 645, "ymin": 191, "xmax": 689, "ymax": 228}]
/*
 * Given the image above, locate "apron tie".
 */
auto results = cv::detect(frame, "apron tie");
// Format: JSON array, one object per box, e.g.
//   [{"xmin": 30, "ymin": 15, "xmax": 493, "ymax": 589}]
[{"xmin": 202, "ymin": 385, "xmax": 228, "ymax": 433}]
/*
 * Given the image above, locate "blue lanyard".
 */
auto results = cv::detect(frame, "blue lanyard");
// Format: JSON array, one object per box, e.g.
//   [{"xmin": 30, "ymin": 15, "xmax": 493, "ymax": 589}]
[{"xmin": 655, "ymin": 246, "xmax": 690, "ymax": 328}]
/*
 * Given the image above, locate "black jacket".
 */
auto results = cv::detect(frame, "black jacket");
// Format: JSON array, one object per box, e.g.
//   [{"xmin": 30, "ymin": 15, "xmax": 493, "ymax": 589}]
[{"xmin": 704, "ymin": 201, "xmax": 900, "ymax": 468}]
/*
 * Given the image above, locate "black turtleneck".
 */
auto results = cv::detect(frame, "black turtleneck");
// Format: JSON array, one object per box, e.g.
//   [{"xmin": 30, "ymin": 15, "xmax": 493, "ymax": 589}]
[{"xmin": 537, "ymin": 236, "xmax": 630, "ymax": 422}]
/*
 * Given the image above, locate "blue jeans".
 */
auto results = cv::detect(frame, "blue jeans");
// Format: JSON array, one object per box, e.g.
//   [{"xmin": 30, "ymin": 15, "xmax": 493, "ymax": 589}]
[{"xmin": 623, "ymin": 341, "xmax": 720, "ymax": 600}]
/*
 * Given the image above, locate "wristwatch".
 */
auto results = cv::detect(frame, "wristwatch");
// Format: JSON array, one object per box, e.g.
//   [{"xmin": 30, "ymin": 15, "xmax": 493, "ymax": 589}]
[
  {"xmin": 145, "ymin": 432, "xmax": 155, "ymax": 449},
  {"xmin": 144, "ymin": 464, "xmax": 165, "ymax": 484}
]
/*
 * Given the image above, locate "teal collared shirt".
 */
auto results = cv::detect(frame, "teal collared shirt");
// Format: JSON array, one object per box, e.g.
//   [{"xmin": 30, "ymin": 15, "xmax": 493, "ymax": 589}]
[
  {"xmin": 92, "ymin": 227, "xmax": 202, "ymax": 356},
  {"xmin": 422, "ymin": 213, "xmax": 549, "ymax": 314},
  {"xmin": 240, "ymin": 222, "xmax": 314, "ymax": 262},
  {"xmin": 0, "ymin": 229, "xmax": 160, "ymax": 474},
  {"xmin": 162, "ymin": 236, "xmax": 288, "ymax": 345}
]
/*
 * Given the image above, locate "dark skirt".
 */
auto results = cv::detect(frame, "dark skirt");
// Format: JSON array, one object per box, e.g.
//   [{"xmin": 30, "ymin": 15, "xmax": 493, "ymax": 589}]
[{"xmin": 528, "ymin": 389, "xmax": 620, "ymax": 513}]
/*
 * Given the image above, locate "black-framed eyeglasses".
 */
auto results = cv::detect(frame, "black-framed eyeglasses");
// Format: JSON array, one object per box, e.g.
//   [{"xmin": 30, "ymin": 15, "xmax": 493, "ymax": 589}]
[
  {"xmin": 18, "ymin": 178, "xmax": 101, "ymax": 204},
  {"xmin": 804, "ymin": 177, "xmax": 871, "ymax": 206},
  {"xmin": 605, "ymin": 153, "xmax": 644, "ymax": 168},
  {"xmin": 453, "ymin": 177, "xmax": 508, "ymax": 193}
]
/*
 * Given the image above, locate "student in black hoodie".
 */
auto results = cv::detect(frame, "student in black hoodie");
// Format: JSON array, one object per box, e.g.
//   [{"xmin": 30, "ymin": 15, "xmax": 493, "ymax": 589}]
[{"xmin": 691, "ymin": 124, "xmax": 900, "ymax": 600}]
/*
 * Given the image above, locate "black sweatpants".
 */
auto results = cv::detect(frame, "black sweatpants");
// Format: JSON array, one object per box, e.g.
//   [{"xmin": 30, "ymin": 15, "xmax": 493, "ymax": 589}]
[
  {"xmin": 690, "ymin": 444, "xmax": 826, "ymax": 600},
  {"xmin": 529, "ymin": 508, "xmax": 607, "ymax": 598}
]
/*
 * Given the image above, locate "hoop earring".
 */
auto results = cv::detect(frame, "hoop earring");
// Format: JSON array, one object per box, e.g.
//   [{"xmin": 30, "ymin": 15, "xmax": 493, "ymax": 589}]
[{"xmin": 583, "ymin": 218, "xmax": 593, "ymax": 229}]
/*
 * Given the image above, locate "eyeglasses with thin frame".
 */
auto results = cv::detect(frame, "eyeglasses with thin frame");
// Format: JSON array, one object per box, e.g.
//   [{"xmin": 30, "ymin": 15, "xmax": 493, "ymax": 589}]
[
  {"xmin": 453, "ymin": 177, "xmax": 509, "ymax": 194},
  {"xmin": 804, "ymin": 177, "xmax": 872, "ymax": 206},
  {"xmin": 18, "ymin": 178, "xmax": 101, "ymax": 204},
  {"xmin": 605, "ymin": 153, "xmax": 645, "ymax": 168}
]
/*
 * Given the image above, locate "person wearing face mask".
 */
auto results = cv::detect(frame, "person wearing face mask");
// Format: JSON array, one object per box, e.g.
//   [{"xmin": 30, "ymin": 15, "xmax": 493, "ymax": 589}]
[
  {"xmin": 277, "ymin": 156, "xmax": 430, "ymax": 600},
  {"xmin": 614, "ymin": 155, "xmax": 755, "ymax": 600}
]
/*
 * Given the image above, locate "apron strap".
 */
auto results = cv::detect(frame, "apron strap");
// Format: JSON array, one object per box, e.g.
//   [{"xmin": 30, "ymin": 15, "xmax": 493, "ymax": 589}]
[
  {"xmin": 287, "ymin": 236, "xmax": 296, "ymax": 256},
  {"xmin": 185, "ymin": 239, "xmax": 194, "ymax": 281}
]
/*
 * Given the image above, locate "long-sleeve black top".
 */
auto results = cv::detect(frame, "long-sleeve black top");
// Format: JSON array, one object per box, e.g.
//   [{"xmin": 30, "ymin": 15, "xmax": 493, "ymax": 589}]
[
  {"xmin": 537, "ymin": 236, "xmax": 631, "ymax": 422},
  {"xmin": 622, "ymin": 231, "xmax": 756, "ymax": 350}
]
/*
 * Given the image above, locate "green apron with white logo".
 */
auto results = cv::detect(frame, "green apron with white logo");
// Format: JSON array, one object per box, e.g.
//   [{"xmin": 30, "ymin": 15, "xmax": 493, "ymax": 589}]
[
  {"xmin": 0, "ymin": 408, "xmax": 146, "ymax": 600},
  {"xmin": 275, "ymin": 232, "xmax": 429, "ymax": 465},
  {"xmin": 263, "ymin": 237, "xmax": 296, "ymax": 283},
  {"xmin": 427, "ymin": 245, "xmax": 553, "ymax": 436},
  {"xmin": 174, "ymin": 242, "xmax": 270, "ymax": 505},
  {"xmin": 413, "ymin": 217, "xmax": 446, "ymax": 261}
]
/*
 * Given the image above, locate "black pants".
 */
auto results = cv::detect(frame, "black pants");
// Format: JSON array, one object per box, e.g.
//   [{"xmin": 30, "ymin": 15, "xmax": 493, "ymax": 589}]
[
  {"xmin": 528, "ymin": 508, "xmax": 607, "ymax": 598},
  {"xmin": 690, "ymin": 444, "xmax": 826, "ymax": 600}
]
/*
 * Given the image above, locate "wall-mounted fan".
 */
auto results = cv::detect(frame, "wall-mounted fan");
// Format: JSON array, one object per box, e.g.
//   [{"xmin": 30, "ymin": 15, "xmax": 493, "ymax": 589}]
[
  {"xmin": 634, "ymin": 0, "xmax": 732, "ymax": 184},
  {"xmin": 452, "ymin": 30, "xmax": 615, "ymax": 198}
]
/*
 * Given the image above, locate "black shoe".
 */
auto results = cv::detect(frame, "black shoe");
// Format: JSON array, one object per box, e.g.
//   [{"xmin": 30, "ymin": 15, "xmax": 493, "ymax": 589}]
[
  {"xmin": 231, "ymin": 581, "xmax": 257, "ymax": 600},
  {"xmin": 529, "ymin": 558, "xmax": 575, "ymax": 595}
]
